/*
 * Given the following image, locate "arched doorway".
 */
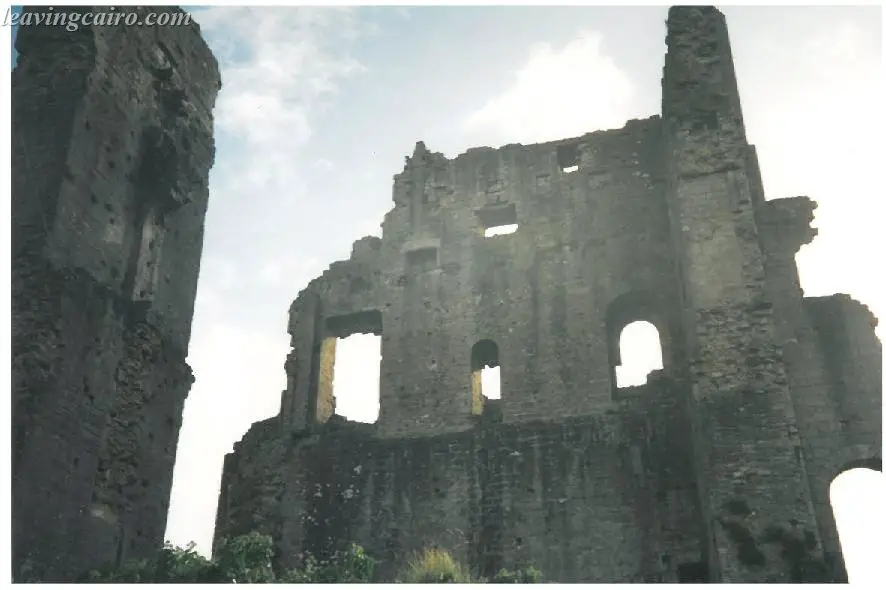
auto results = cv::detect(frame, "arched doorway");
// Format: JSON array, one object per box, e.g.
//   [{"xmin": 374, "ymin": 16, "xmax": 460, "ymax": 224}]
[{"xmin": 829, "ymin": 459, "xmax": 884, "ymax": 583}]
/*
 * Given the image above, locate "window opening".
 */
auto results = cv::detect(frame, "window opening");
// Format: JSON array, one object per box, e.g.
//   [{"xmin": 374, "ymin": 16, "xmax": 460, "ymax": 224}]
[
  {"xmin": 476, "ymin": 203, "xmax": 518, "ymax": 238},
  {"xmin": 317, "ymin": 311, "xmax": 383, "ymax": 424},
  {"xmin": 615, "ymin": 320, "xmax": 663, "ymax": 388},
  {"xmin": 485, "ymin": 225, "xmax": 517, "ymax": 237},
  {"xmin": 329, "ymin": 333, "xmax": 381, "ymax": 423},
  {"xmin": 125, "ymin": 206, "xmax": 165, "ymax": 302},
  {"xmin": 691, "ymin": 110, "xmax": 719, "ymax": 132},
  {"xmin": 556, "ymin": 142, "xmax": 580, "ymax": 173},
  {"xmin": 471, "ymin": 339, "xmax": 500, "ymax": 415},
  {"xmin": 406, "ymin": 246, "xmax": 438, "ymax": 273}
]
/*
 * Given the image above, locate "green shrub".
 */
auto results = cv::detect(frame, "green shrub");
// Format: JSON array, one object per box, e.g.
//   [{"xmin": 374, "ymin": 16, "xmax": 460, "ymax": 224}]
[
  {"xmin": 78, "ymin": 533, "xmax": 539, "ymax": 584},
  {"xmin": 280, "ymin": 544, "xmax": 375, "ymax": 583},
  {"xmin": 214, "ymin": 531, "xmax": 277, "ymax": 582},
  {"xmin": 397, "ymin": 547, "xmax": 476, "ymax": 583}
]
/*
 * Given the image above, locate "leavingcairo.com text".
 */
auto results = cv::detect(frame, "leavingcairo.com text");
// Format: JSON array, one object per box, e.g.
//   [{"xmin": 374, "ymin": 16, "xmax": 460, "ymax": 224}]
[{"xmin": 4, "ymin": 7, "xmax": 192, "ymax": 32}]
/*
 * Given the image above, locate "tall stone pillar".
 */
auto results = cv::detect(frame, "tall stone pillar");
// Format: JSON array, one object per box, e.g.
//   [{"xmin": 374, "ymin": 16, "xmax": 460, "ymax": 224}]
[
  {"xmin": 11, "ymin": 6, "xmax": 219, "ymax": 580},
  {"xmin": 661, "ymin": 6, "xmax": 825, "ymax": 582}
]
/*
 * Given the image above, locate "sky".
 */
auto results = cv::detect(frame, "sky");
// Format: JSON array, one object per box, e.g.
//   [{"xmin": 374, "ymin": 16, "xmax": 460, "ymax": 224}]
[{"xmin": 5, "ymin": 1, "xmax": 884, "ymax": 583}]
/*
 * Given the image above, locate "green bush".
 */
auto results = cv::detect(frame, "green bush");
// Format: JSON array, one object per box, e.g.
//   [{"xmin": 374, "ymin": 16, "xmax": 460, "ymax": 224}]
[
  {"xmin": 279, "ymin": 544, "xmax": 375, "ymax": 583},
  {"xmin": 81, "ymin": 533, "xmax": 375, "ymax": 584},
  {"xmin": 79, "ymin": 533, "xmax": 540, "ymax": 584},
  {"xmin": 397, "ymin": 547, "xmax": 476, "ymax": 583}
]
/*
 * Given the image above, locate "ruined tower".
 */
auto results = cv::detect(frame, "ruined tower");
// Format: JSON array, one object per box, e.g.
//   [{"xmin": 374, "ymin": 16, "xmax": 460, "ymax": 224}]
[
  {"xmin": 11, "ymin": 7, "xmax": 219, "ymax": 581},
  {"xmin": 214, "ymin": 6, "xmax": 881, "ymax": 582}
]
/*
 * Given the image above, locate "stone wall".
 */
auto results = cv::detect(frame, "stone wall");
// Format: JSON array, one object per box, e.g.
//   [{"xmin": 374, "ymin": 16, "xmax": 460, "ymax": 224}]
[
  {"xmin": 218, "ymin": 5, "xmax": 880, "ymax": 583},
  {"xmin": 282, "ymin": 117, "xmax": 682, "ymax": 439},
  {"xmin": 218, "ymin": 375, "xmax": 712, "ymax": 583},
  {"xmin": 11, "ymin": 6, "xmax": 219, "ymax": 581}
]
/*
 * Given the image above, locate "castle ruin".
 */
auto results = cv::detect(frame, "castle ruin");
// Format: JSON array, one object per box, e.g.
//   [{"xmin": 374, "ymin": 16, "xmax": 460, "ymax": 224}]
[
  {"xmin": 11, "ymin": 7, "xmax": 219, "ymax": 581},
  {"xmin": 214, "ymin": 6, "xmax": 881, "ymax": 583}
]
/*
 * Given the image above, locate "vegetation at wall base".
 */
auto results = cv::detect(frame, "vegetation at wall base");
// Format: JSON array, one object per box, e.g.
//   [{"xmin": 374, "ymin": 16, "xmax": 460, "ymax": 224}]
[{"xmin": 79, "ymin": 532, "xmax": 541, "ymax": 583}]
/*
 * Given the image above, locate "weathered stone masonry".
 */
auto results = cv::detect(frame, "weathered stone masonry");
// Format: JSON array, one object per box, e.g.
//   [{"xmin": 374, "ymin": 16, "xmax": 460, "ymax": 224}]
[
  {"xmin": 11, "ymin": 7, "xmax": 219, "ymax": 581},
  {"xmin": 214, "ymin": 6, "xmax": 881, "ymax": 583}
]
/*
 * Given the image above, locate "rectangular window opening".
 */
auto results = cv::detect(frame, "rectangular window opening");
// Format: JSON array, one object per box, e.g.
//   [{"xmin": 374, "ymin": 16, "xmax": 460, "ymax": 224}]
[
  {"xmin": 556, "ymin": 142, "xmax": 580, "ymax": 173},
  {"xmin": 484, "ymin": 224, "xmax": 518, "ymax": 237},
  {"xmin": 330, "ymin": 333, "xmax": 381, "ymax": 424},
  {"xmin": 317, "ymin": 311, "xmax": 383, "ymax": 424},
  {"xmin": 476, "ymin": 203, "xmax": 518, "ymax": 238},
  {"xmin": 471, "ymin": 340, "xmax": 501, "ymax": 418},
  {"xmin": 481, "ymin": 366, "xmax": 501, "ymax": 400},
  {"xmin": 406, "ymin": 246, "xmax": 438, "ymax": 273}
]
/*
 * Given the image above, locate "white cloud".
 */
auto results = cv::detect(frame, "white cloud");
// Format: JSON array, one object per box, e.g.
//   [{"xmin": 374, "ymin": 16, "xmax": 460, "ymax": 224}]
[
  {"xmin": 192, "ymin": 7, "xmax": 369, "ymax": 197},
  {"xmin": 167, "ymin": 7, "xmax": 373, "ymax": 555},
  {"xmin": 312, "ymin": 158, "xmax": 335, "ymax": 172},
  {"xmin": 463, "ymin": 32, "xmax": 636, "ymax": 144}
]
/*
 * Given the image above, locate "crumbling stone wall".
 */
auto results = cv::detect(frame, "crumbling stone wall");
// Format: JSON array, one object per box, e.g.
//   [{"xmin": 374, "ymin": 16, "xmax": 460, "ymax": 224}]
[
  {"xmin": 283, "ymin": 117, "xmax": 681, "ymax": 439},
  {"xmin": 220, "ymin": 376, "xmax": 708, "ymax": 582},
  {"xmin": 216, "ymin": 5, "xmax": 880, "ymax": 583},
  {"xmin": 11, "ymin": 6, "xmax": 219, "ymax": 581}
]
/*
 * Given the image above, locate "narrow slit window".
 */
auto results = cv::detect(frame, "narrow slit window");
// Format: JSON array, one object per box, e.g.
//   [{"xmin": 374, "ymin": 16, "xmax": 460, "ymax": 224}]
[
  {"xmin": 126, "ymin": 206, "xmax": 165, "ymax": 302},
  {"xmin": 471, "ymin": 339, "xmax": 500, "ymax": 415}
]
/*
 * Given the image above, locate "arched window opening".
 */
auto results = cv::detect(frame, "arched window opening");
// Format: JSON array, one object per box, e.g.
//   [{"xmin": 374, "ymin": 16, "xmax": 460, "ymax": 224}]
[
  {"xmin": 830, "ymin": 465, "xmax": 885, "ymax": 584},
  {"xmin": 471, "ymin": 339, "xmax": 500, "ymax": 415},
  {"xmin": 615, "ymin": 321, "xmax": 663, "ymax": 388}
]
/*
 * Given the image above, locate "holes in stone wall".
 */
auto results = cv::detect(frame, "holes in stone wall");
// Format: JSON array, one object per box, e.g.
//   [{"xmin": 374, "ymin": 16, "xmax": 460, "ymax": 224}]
[
  {"xmin": 615, "ymin": 321, "xmax": 663, "ymax": 388},
  {"xmin": 471, "ymin": 339, "xmax": 500, "ymax": 415},
  {"xmin": 556, "ymin": 142, "xmax": 580, "ymax": 173},
  {"xmin": 485, "ymin": 224, "xmax": 517, "ymax": 237},
  {"xmin": 406, "ymin": 246, "xmax": 438, "ymax": 273},
  {"xmin": 125, "ymin": 206, "xmax": 166, "ymax": 302},
  {"xmin": 328, "ymin": 334, "xmax": 381, "ymax": 423},
  {"xmin": 691, "ymin": 110, "xmax": 719, "ymax": 133},
  {"xmin": 476, "ymin": 203, "xmax": 518, "ymax": 237},
  {"xmin": 318, "ymin": 311, "xmax": 383, "ymax": 424},
  {"xmin": 830, "ymin": 463, "xmax": 884, "ymax": 583}
]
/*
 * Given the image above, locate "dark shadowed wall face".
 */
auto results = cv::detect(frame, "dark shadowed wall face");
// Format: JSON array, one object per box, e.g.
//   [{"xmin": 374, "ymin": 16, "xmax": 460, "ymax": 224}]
[
  {"xmin": 10, "ymin": 6, "xmax": 219, "ymax": 581},
  {"xmin": 218, "ymin": 375, "xmax": 705, "ymax": 583}
]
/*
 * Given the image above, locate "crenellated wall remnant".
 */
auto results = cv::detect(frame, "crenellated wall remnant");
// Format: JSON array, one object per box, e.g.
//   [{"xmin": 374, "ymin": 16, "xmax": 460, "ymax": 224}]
[
  {"xmin": 215, "ymin": 5, "xmax": 880, "ymax": 583},
  {"xmin": 11, "ymin": 6, "xmax": 220, "ymax": 581}
]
